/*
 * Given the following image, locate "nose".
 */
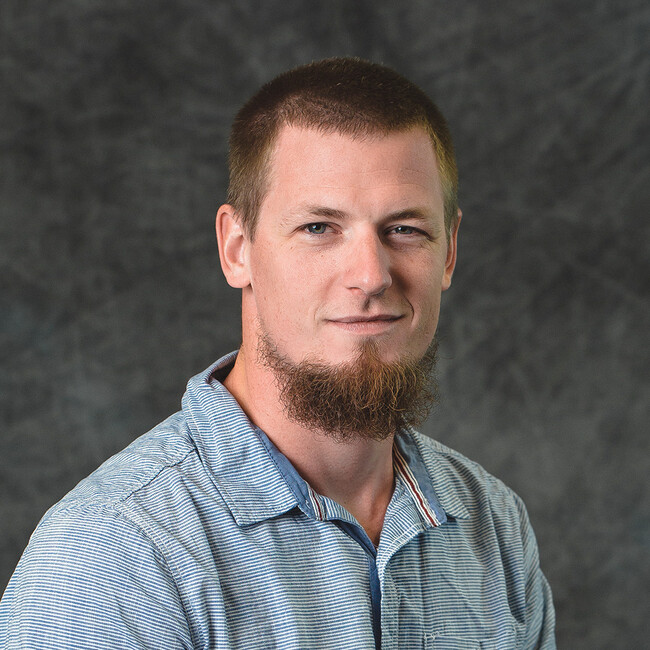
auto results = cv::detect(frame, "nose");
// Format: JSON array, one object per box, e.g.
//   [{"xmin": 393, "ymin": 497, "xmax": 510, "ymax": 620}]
[{"xmin": 343, "ymin": 230, "xmax": 392, "ymax": 296}]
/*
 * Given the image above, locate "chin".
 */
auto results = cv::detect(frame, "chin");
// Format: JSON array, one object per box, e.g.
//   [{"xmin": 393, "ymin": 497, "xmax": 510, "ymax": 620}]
[{"xmin": 331, "ymin": 339, "xmax": 420, "ymax": 367}]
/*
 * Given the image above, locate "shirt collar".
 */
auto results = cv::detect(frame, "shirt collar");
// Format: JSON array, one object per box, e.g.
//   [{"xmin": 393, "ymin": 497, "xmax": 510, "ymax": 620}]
[
  {"xmin": 182, "ymin": 352, "xmax": 301, "ymax": 525},
  {"xmin": 182, "ymin": 352, "xmax": 468, "ymax": 527},
  {"xmin": 394, "ymin": 429, "xmax": 469, "ymax": 523}
]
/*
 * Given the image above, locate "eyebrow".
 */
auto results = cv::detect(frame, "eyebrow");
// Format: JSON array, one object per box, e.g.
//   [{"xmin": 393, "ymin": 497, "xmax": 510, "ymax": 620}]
[
  {"xmin": 296, "ymin": 205, "xmax": 436, "ymax": 223},
  {"xmin": 302, "ymin": 205, "xmax": 348, "ymax": 220}
]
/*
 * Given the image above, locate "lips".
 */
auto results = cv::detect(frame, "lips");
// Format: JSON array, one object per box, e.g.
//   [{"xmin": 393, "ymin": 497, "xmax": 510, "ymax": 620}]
[
  {"xmin": 329, "ymin": 314, "xmax": 402, "ymax": 323},
  {"xmin": 325, "ymin": 314, "xmax": 404, "ymax": 335}
]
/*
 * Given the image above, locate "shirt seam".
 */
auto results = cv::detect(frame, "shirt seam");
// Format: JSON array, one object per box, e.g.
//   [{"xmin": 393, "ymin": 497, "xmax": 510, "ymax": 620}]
[{"xmin": 120, "ymin": 445, "xmax": 197, "ymax": 503}]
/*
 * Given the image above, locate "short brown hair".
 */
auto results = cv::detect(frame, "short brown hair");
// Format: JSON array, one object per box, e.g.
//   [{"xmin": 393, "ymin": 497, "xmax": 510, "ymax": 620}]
[{"xmin": 227, "ymin": 57, "xmax": 458, "ymax": 238}]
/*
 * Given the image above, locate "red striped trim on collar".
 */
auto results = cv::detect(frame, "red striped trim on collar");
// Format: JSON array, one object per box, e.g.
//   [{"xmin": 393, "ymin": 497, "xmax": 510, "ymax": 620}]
[
  {"xmin": 307, "ymin": 485, "xmax": 325, "ymax": 521},
  {"xmin": 393, "ymin": 443, "xmax": 442, "ymax": 527}
]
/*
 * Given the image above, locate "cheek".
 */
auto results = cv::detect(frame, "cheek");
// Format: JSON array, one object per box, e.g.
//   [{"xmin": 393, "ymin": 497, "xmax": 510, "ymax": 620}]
[
  {"xmin": 409, "ymin": 269, "xmax": 443, "ymax": 330},
  {"xmin": 248, "ymin": 255, "xmax": 286, "ymax": 320},
  {"xmin": 249, "ymin": 253, "xmax": 320, "ymax": 327},
  {"xmin": 250, "ymin": 247, "xmax": 291, "ymax": 296},
  {"xmin": 424, "ymin": 300, "xmax": 442, "ymax": 334}
]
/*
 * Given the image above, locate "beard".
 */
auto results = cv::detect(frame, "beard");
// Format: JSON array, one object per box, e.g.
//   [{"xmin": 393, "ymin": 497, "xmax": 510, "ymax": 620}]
[{"xmin": 256, "ymin": 333, "xmax": 439, "ymax": 443}]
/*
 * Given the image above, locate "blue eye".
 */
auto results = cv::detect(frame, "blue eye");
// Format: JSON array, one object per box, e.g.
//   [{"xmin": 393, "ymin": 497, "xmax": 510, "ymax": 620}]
[{"xmin": 306, "ymin": 223, "xmax": 328, "ymax": 234}]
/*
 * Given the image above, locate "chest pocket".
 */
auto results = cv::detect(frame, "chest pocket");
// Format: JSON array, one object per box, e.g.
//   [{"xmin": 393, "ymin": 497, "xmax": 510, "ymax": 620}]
[
  {"xmin": 426, "ymin": 636, "xmax": 479, "ymax": 649},
  {"xmin": 425, "ymin": 628, "xmax": 516, "ymax": 649}
]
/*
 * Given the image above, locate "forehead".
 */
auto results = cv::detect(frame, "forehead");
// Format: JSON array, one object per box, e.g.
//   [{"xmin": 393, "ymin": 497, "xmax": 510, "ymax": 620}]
[{"xmin": 263, "ymin": 125, "xmax": 443, "ymax": 206}]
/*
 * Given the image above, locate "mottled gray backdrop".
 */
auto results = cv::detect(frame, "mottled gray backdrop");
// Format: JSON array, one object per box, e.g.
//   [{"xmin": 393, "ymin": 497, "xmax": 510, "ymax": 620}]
[{"xmin": 1, "ymin": 1, "xmax": 648, "ymax": 647}]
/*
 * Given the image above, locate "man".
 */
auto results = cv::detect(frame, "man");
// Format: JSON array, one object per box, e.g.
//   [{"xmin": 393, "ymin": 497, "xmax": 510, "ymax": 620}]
[{"xmin": 0, "ymin": 58, "xmax": 555, "ymax": 648}]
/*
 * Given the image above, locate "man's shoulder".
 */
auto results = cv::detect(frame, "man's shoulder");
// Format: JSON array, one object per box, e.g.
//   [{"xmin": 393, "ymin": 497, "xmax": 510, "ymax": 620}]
[
  {"xmin": 44, "ymin": 410, "xmax": 198, "ymax": 524},
  {"xmin": 1, "ymin": 411, "xmax": 210, "ymax": 647},
  {"xmin": 408, "ymin": 429, "xmax": 527, "ymax": 518}
]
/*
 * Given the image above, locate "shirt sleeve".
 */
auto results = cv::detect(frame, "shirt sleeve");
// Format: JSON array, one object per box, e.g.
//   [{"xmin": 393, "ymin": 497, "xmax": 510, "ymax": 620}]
[
  {"xmin": 0, "ymin": 506, "xmax": 193, "ymax": 649},
  {"xmin": 514, "ymin": 494, "xmax": 557, "ymax": 650}
]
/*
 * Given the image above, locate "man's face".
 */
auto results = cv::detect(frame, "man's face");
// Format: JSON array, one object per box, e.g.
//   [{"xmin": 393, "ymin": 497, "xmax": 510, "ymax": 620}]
[{"xmin": 239, "ymin": 125, "xmax": 458, "ymax": 367}]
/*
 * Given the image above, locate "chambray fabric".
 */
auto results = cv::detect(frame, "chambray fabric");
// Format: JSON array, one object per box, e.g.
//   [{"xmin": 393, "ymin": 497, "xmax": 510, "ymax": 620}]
[{"xmin": 0, "ymin": 352, "xmax": 555, "ymax": 649}]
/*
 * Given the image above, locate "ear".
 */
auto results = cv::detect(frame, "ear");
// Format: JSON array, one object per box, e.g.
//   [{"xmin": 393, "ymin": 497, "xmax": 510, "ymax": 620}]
[
  {"xmin": 441, "ymin": 209, "xmax": 461, "ymax": 291},
  {"xmin": 216, "ymin": 204, "xmax": 251, "ymax": 288}
]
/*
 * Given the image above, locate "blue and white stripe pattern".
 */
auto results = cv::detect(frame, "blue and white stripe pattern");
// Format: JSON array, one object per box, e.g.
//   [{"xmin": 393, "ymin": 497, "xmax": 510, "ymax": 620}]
[{"xmin": 0, "ymin": 352, "xmax": 555, "ymax": 649}]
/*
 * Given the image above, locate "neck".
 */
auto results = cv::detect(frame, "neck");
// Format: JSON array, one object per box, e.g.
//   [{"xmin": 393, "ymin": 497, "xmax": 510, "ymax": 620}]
[{"xmin": 224, "ymin": 347, "xmax": 395, "ymax": 545}]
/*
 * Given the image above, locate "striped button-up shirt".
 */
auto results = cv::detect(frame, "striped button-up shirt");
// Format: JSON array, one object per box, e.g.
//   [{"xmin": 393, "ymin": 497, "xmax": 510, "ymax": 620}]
[{"xmin": 0, "ymin": 352, "xmax": 555, "ymax": 649}]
